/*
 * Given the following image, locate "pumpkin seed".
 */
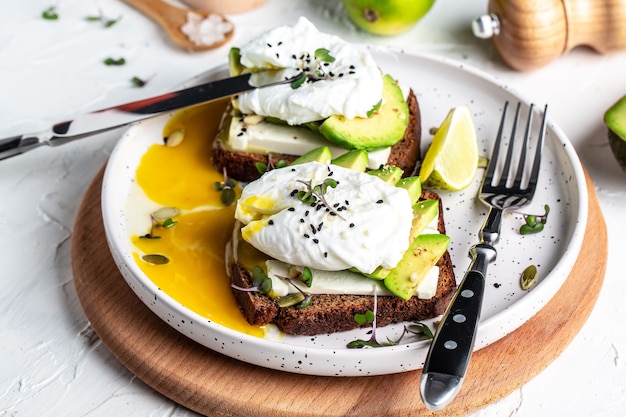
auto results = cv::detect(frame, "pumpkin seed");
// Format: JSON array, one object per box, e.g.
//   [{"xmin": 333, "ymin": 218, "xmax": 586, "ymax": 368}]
[
  {"xmin": 520, "ymin": 265, "xmax": 537, "ymax": 290},
  {"xmin": 142, "ymin": 254, "xmax": 169, "ymax": 265}
]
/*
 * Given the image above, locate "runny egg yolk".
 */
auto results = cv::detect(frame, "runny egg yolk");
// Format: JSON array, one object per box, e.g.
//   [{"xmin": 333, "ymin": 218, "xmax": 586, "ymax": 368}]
[{"xmin": 132, "ymin": 100, "xmax": 264, "ymax": 337}]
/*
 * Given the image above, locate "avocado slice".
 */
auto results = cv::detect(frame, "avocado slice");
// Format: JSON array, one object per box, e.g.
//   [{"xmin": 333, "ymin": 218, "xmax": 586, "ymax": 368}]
[
  {"xmin": 604, "ymin": 95, "xmax": 626, "ymax": 172},
  {"xmin": 319, "ymin": 74, "xmax": 409, "ymax": 150},
  {"xmin": 409, "ymin": 200, "xmax": 439, "ymax": 241},
  {"xmin": 332, "ymin": 149, "xmax": 369, "ymax": 171},
  {"xmin": 384, "ymin": 234, "xmax": 450, "ymax": 301},
  {"xmin": 367, "ymin": 165, "xmax": 403, "ymax": 185},
  {"xmin": 228, "ymin": 47, "xmax": 245, "ymax": 76},
  {"xmin": 396, "ymin": 176, "xmax": 422, "ymax": 203},
  {"xmin": 291, "ymin": 146, "xmax": 333, "ymax": 165}
]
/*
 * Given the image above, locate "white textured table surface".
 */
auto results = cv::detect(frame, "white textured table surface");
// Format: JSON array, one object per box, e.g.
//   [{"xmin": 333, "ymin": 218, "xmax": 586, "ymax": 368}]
[{"xmin": 2, "ymin": 1, "xmax": 625, "ymax": 416}]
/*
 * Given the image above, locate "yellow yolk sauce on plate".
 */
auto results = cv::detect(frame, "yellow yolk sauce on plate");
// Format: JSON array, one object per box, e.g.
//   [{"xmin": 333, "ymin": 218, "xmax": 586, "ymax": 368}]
[{"xmin": 131, "ymin": 100, "xmax": 264, "ymax": 337}]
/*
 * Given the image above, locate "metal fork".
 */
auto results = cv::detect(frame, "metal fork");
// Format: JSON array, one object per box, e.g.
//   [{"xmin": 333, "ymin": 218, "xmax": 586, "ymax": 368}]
[{"xmin": 420, "ymin": 101, "xmax": 548, "ymax": 410}]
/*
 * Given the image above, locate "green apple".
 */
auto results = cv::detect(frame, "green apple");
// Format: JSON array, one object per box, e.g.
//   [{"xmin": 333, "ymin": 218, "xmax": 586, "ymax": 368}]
[{"xmin": 342, "ymin": 0, "xmax": 435, "ymax": 36}]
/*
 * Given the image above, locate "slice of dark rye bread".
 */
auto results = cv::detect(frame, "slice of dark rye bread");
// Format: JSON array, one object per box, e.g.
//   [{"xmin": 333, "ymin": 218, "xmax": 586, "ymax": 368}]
[
  {"xmin": 213, "ymin": 89, "xmax": 422, "ymax": 183},
  {"xmin": 228, "ymin": 190, "xmax": 457, "ymax": 336}
]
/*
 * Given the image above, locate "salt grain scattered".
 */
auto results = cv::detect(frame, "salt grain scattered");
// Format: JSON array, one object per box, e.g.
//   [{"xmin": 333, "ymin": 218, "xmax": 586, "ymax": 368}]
[{"xmin": 181, "ymin": 13, "xmax": 233, "ymax": 46}]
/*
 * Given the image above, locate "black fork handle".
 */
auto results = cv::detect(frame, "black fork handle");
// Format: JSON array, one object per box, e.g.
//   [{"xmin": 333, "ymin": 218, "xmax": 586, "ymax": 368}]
[{"xmin": 420, "ymin": 242, "xmax": 497, "ymax": 410}]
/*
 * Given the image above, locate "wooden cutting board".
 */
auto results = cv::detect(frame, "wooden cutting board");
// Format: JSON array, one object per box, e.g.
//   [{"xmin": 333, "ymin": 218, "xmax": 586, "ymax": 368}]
[{"xmin": 71, "ymin": 167, "xmax": 606, "ymax": 417}]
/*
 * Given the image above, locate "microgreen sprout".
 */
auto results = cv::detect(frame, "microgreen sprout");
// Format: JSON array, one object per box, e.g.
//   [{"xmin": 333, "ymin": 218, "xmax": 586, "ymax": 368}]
[
  {"xmin": 347, "ymin": 291, "xmax": 435, "ymax": 348},
  {"xmin": 290, "ymin": 49, "xmax": 338, "ymax": 89},
  {"xmin": 367, "ymin": 100, "xmax": 382, "ymax": 118},
  {"xmin": 231, "ymin": 266, "xmax": 273, "ymax": 294},
  {"xmin": 314, "ymin": 48, "xmax": 336, "ymax": 63},
  {"xmin": 139, "ymin": 207, "xmax": 179, "ymax": 239},
  {"xmin": 255, "ymin": 158, "xmax": 287, "ymax": 174},
  {"xmin": 131, "ymin": 76, "xmax": 148, "ymax": 87},
  {"xmin": 104, "ymin": 57, "xmax": 126, "ymax": 66},
  {"xmin": 290, "ymin": 72, "xmax": 307, "ymax": 89},
  {"xmin": 214, "ymin": 168, "xmax": 237, "ymax": 206},
  {"xmin": 295, "ymin": 178, "xmax": 343, "ymax": 219},
  {"xmin": 276, "ymin": 267, "xmax": 313, "ymax": 308},
  {"xmin": 42, "ymin": 5, "xmax": 59, "ymax": 20},
  {"xmin": 519, "ymin": 204, "xmax": 550, "ymax": 235}
]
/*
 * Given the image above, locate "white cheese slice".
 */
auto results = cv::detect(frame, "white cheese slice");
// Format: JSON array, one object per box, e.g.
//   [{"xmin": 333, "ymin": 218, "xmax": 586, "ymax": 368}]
[
  {"xmin": 266, "ymin": 260, "xmax": 440, "ymax": 299},
  {"xmin": 227, "ymin": 116, "xmax": 391, "ymax": 169}
]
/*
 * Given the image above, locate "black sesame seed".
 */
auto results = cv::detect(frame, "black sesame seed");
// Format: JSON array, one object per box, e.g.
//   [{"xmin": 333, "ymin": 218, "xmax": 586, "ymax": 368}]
[
  {"xmin": 300, "ymin": 218, "xmax": 305, "ymax": 223},
  {"xmin": 328, "ymin": 171, "xmax": 334, "ymax": 176},
  {"xmin": 268, "ymin": 220, "xmax": 274, "ymax": 225},
  {"xmin": 324, "ymin": 252, "xmax": 328, "ymax": 258},
  {"xmin": 349, "ymin": 71, "xmax": 355, "ymax": 75},
  {"xmin": 305, "ymin": 210, "xmax": 310, "ymax": 216},
  {"xmin": 323, "ymin": 62, "xmax": 330, "ymax": 66},
  {"xmin": 310, "ymin": 224, "xmax": 317, "ymax": 234},
  {"xmin": 338, "ymin": 73, "xmax": 344, "ymax": 77},
  {"xmin": 316, "ymin": 205, "xmax": 323, "ymax": 211},
  {"xmin": 317, "ymin": 222, "xmax": 324, "ymax": 231},
  {"xmin": 333, "ymin": 203, "xmax": 340, "ymax": 208},
  {"xmin": 310, "ymin": 202, "xmax": 317, "ymax": 207},
  {"xmin": 276, "ymin": 53, "xmax": 280, "ymax": 59},
  {"xmin": 329, "ymin": 71, "xmax": 334, "ymax": 77},
  {"xmin": 349, "ymin": 65, "xmax": 355, "ymax": 69},
  {"xmin": 345, "ymin": 200, "xmax": 350, "ymax": 206},
  {"xmin": 313, "ymin": 239, "xmax": 319, "ymax": 244},
  {"xmin": 376, "ymin": 199, "xmax": 384, "ymax": 204},
  {"xmin": 267, "ymin": 43, "xmax": 272, "ymax": 47},
  {"xmin": 241, "ymin": 127, "xmax": 247, "ymax": 132},
  {"xmin": 349, "ymin": 223, "xmax": 355, "ymax": 228},
  {"xmin": 304, "ymin": 234, "xmax": 310, "ymax": 238},
  {"xmin": 292, "ymin": 54, "xmax": 297, "ymax": 59},
  {"xmin": 288, "ymin": 207, "xmax": 295, "ymax": 212},
  {"xmin": 278, "ymin": 41, "xmax": 283, "ymax": 46},
  {"xmin": 237, "ymin": 132, "xmax": 243, "ymax": 137},
  {"xmin": 329, "ymin": 212, "xmax": 337, "ymax": 216},
  {"xmin": 290, "ymin": 189, "xmax": 298, "ymax": 196}
]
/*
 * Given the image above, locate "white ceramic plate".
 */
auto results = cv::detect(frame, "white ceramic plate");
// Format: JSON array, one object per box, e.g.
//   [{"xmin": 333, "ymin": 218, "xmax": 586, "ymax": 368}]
[{"xmin": 102, "ymin": 48, "xmax": 587, "ymax": 377}]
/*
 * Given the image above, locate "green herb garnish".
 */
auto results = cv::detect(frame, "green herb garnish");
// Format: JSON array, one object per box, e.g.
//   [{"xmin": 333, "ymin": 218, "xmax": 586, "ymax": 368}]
[
  {"xmin": 42, "ymin": 6, "xmax": 59, "ymax": 20},
  {"xmin": 519, "ymin": 204, "xmax": 550, "ymax": 235},
  {"xmin": 214, "ymin": 169, "xmax": 237, "ymax": 206},
  {"xmin": 104, "ymin": 57, "xmax": 126, "ymax": 66},
  {"xmin": 131, "ymin": 76, "xmax": 148, "ymax": 87},
  {"xmin": 295, "ymin": 178, "xmax": 342, "ymax": 218},
  {"xmin": 290, "ymin": 72, "xmax": 307, "ymax": 89},
  {"xmin": 367, "ymin": 100, "xmax": 382, "ymax": 117},
  {"xmin": 314, "ymin": 48, "xmax": 335, "ymax": 63},
  {"xmin": 255, "ymin": 159, "xmax": 287, "ymax": 174},
  {"xmin": 347, "ymin": 292, "xmax": 435, "ymax": 348}
]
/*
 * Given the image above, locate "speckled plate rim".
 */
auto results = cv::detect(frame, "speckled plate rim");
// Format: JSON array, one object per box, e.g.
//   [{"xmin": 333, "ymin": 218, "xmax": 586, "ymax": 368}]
[{"xmin": 101, "ymin": 47, "xmax": 587, "ymax": 377}]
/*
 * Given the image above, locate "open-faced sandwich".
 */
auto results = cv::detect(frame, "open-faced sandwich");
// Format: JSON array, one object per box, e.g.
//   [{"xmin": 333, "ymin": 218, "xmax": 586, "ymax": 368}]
[
  {"xmin": 213, "ymin": 18, "xmax": 456, "ymax": 337},
  {"xmin": 227, "ymin": 147, "xmax": 456, "ymax": 336},
  {"xmin": 213, "ymin": 17, "xmax": 421, "ymax": 182}
]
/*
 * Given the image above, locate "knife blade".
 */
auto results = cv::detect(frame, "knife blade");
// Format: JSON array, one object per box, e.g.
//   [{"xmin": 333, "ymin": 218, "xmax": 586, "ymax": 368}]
[{"xmin": 0, "ymin": 71, "xmax": 298, "ymax": 160}]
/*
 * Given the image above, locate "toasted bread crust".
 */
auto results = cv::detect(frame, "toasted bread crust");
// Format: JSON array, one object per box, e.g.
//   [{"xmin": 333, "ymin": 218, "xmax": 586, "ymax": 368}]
[
  {"xmin": 213, "ymin": 89, "xmax": 421, "ymax": 182},
  {"xmin": 229, "ymin": 190, "xmax": 456, "ymax": 336}
]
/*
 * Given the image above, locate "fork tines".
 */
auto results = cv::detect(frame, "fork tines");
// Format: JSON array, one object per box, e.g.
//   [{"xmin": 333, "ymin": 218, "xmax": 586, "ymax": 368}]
[{"xmin": 485, "ymin": 101, "xmax": 548, "ymax": 194}]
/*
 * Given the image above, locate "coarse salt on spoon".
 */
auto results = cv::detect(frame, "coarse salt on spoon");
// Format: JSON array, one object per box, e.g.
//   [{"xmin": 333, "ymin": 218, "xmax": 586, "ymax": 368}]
[{"xmin": 123, "ymin": 0, "xmax": 234, "ymax": 51}]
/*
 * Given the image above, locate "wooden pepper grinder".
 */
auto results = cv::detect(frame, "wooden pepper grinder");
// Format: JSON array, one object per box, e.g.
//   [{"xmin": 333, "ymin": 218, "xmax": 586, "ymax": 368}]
[{"xmin": 472, "ymin": 0, "xmax": 626, "ymax": 70}]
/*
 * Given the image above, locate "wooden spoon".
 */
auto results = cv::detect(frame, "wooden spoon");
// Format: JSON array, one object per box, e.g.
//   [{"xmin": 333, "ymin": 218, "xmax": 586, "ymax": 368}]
[{"xmin": 123, "ymin": 0, "xmax": 235, "ymax": 51}]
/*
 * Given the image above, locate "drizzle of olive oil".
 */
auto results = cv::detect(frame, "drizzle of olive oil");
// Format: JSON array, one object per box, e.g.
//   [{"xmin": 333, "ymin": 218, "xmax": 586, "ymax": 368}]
[{"xmin": 133, "ymin": 100, "xmax": 264, "ymax": 337}]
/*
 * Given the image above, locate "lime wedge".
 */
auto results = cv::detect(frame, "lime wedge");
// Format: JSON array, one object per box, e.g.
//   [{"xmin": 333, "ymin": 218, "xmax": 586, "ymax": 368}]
[{"xmin": 419, "ymin": 106, "xmax": 478, "ymax": 190}]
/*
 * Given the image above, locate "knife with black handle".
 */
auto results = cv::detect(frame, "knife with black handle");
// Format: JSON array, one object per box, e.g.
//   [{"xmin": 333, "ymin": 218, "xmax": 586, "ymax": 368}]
[{"xmin": 0, "ymin": 71, "xmax": 296, "ymax": 160}]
